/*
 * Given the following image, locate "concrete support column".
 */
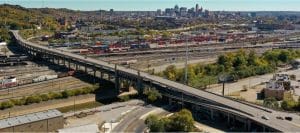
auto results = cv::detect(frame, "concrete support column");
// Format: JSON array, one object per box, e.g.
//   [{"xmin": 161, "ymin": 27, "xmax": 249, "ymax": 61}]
[
  {"xmin": 57, "ymin": 57, "xmax": 60, "ymax": 65},
  {"xmin": 210, "ymin": 109, "xmax": 214, "ymax": 120},
  {"xmin": 108, "ymin": 74, "xmax": 111, "ymax": 81},
  {"xmin": 232, "ymin": 116, "xmax": 236, "ymax": 125},
  {"xmin": 51, "ymin": 56, "xmax": 54, "ymax": 64},
  {"xmin": 84, "ymin": 65, "xmax": 87, "ymax": 73},
  {"xmin": 63, "ymin": 57, "xmax": 66, "ymax": 66},
  {"xmin": 227, "ymin": 113, "xmax": 230, "ymax": 124},
  {"xmin": 68, "ymin": 59, "xmax": 71, "ymax": 69},
  {"xmin": 168, "ymin": 98, "xmax": 172, "ymax": 105},
  {"xmin": 93, "ymin": 69, "xmax": 96, "ymax": 84},
  {"xmin": 246, "ymin": 119, "xmax": 251, "ymax": 131},
  {"xmin": 75, "ymin": 64, "xmax": 78, "ymax": 71},
  {"xmin": 115, "ymin": 64, "xmax": 120, "ymax": 93},
  {"xmin": 100, "ymin": 72, "xmax": 104, "ymax": 79},
  {"xmin": 137, "ymin": 71, "xmax": 142, "ymax": 95}
]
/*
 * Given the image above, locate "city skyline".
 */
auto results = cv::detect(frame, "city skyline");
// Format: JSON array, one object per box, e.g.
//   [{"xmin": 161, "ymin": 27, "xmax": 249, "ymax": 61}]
[{"xmin": 0, "ymin": 0, "xmax": 300, "ymax": 11}]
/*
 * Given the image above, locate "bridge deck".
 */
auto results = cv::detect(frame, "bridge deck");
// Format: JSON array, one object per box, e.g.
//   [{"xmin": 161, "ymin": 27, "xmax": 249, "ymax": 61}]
[{"xmin": 12, "ymin": 30, "xmax": 300, "ymax": 132}]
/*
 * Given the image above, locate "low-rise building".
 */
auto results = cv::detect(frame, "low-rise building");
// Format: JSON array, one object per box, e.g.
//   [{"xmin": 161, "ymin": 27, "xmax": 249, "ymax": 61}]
[
  {"xmin": 264, "ymin": 74, "xmax": 291, "ymax": 100},
  {"xmin": 0, "ymin": 109, "xmax": 63, "ymax": 132},
  {"xmin": 291, "ymin": 59, "xmax": 300, "ymax": 69}
]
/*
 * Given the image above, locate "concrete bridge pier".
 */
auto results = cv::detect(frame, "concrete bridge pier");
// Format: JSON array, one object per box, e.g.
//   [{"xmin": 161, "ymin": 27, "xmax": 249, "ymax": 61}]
[
  {"xmin": 93, "ymin": 69, "xmax": 96, "ymax": 84},
  {"xmin": 245, "ymin": 119, "xmax": 251, "ymax": 131},
  {"xmin": 227, "ymin": 113, "xmax": 230, "ymax": 124},
  {"xmin": 108, "ymin": 74, "xmax": 112, "ymax": 81},
  {"xmin": 75, "ymin": 64, "xmax": 79, "ymax": 71},
  {"xmin": 51, "ymin": 56, "xmax": 55, "ymax": 64},
  {"xmin": 62, "ymin": 57, "xmax": 66, "ymax": 66},
  {"xmin": 114, "ymin": 65, "xmax": 120, "ymax": 93},
  {"xmin": 137, "ymin": 71, "xmax": 143, "ymax": 95},
  {"xmin": 57, "ymin": 57, "xmax": 60, "ymax": 65},
  {"xmin": 100, "ymin": 71, "xmax": 104, "ymax": 79},
  {"xmin": 68, "ymin": 59, "xmax": 71, "ymax": 70},
  {"xmin": 84, "ymin": 65, "xmax": 87, "ymax": 73},
  {"xmin": 168, "ymin": 97, "xmax": 173, "ymax": 105},
  {"xmin": 210, "ymin": 108, "xmax": 214, "ymax": 120}
]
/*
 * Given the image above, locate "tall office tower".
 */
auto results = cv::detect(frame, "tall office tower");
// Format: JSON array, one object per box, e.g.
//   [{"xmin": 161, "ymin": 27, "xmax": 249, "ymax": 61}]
[
  {"xmin": 196, "ymin": 4, "xmax": 199, "ymax": 12},
  {"xmin": 174, "ymin": 5, "xmax": 179, "ymax": 14},
  {"xmin": 156, "ymin": 9, "xmax": 162, "ymax": 16}
]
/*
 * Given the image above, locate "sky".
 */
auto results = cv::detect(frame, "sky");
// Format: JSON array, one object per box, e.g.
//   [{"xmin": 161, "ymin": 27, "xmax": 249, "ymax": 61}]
[{"xmin": 0, "ymin": 0, "xmax": 299, "ymax": 11}]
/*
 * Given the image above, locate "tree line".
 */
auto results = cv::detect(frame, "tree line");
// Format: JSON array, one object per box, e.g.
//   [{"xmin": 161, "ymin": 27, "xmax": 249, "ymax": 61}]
[
  {"xmin": 160, "ymin": 49, "xmax": 300, "ymax": 89},
  {"xmin": 0, "ymin": 84, "xmax": 99, "ymax": 110}
]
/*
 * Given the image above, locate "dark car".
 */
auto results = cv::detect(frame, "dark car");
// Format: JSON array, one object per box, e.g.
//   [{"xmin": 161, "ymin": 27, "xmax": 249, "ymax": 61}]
[
  {"xmin": 276, "ymin": 116, "xmax": 284, "ymax": 120},
  {"xmin": 285, "ymin": 116, "xmax": 293, "ymax": 121}
]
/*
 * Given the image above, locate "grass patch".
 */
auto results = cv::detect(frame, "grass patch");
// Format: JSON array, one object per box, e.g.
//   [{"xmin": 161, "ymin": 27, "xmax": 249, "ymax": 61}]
[
  {"xmin": 56, "ymin": 101, "xmax": 103, "ymax": 113},
  {"xmin": 227, "ymin": 91, "xmax": 241, "ymax": 97}
]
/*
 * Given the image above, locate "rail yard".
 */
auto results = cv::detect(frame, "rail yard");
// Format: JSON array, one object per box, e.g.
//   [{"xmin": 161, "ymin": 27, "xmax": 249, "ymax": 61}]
[{"xmin": 1, "ymin": 2, "xmax": 300, "ymax": 132}]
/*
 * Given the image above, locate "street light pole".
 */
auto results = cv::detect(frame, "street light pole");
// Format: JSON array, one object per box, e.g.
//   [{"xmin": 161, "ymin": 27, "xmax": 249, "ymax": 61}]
[{"xmin": 73, "ymin": 96, "xmax": 75, "ymax": 116}]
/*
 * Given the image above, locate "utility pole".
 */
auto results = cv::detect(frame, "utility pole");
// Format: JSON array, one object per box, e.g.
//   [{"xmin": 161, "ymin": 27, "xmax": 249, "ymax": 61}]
[{"xmin": 184, "ymin": 34, "xmax": 188, "ymax": 85}]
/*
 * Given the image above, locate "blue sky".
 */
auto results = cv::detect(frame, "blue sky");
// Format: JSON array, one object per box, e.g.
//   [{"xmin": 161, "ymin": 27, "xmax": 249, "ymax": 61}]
[{"xmin": 0, "ymin": 0, "xmax": 299, "ymax": 11}]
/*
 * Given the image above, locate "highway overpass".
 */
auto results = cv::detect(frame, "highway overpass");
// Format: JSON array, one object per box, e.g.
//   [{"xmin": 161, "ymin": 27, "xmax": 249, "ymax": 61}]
[{"xmin": 11, "ymin": 30, "xmax": 300, "ymax": 132}]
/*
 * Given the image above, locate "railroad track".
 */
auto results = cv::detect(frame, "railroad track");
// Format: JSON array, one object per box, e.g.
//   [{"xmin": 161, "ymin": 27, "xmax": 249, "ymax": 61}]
[
  {"xmin": 0, "ymin": 68, "xmax": 53, "ymax": 77},
  {"xmin": 0, "ymin": 83, "xmax": 89, "ymax": 102},
  {"xmin": 0, "ymin": 77, "xmax": 92, "ymax": 102}
]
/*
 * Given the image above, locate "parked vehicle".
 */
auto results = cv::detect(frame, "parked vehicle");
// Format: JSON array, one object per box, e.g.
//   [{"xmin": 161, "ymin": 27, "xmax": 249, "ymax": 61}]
[{"xmin": 32, "ymin": 75, "xmax": 58, "ymax": 83}]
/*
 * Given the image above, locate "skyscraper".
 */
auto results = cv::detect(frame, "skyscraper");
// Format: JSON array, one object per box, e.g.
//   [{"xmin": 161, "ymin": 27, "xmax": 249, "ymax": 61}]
[
  {"xmin": 196, "ymin": 4, "xmax": 199, "ymax": 12},
  {"xmin": 174, "ymin": 5, "xmax": 179, "ymax": 14}
]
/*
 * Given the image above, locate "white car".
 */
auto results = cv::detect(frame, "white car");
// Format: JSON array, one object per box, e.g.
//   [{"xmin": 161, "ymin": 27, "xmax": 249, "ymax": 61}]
[{"xmin": 262, "ymin": 115, "xmax": 270, "ymax": 120}]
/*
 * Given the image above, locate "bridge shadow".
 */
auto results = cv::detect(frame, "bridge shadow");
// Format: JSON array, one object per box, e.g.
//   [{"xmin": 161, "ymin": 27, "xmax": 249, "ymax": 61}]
[{"xmin": 6, "ymin": 42, "xmax": 121, "ymax": 103}]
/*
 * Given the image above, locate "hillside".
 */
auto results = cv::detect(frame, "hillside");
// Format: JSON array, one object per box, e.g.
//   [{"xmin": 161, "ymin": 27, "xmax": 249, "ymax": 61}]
[{"xmin": 0, "ymin": 4, "xmax": 61, "ymax": 41}]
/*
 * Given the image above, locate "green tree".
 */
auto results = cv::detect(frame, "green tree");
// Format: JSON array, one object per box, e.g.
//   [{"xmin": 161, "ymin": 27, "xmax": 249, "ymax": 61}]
[
  {"xmin": 145, "ymin": 115, "xmax": 165, "ymax": 132},
  {"xmin": 278, "ymin": 50, "xmax": 290, "ymax": 63},
  {"xmin": 167, "ymin": 109, "xmax": 194, "ymax": 132},
  {"xmin": 281, "ymin": 99, "xmax": 297, "ymax": 111},
  {"xmin": 263, "ymin": 97, "xmax": 279, "ymax": 109},
  {"xmin": 217, "ymin": 55, "xmax": 227, "ymax": 66},
  {"xmin": 247, "ymin": 50, "xmax": 258, "ymax": 66},
  {"xmin": 163, "ymin": 65, "xmax": 177, "ymax": 81},
  {"xmin": 143, "ymin": 88, "xmax": 162, "ymax": 103}
]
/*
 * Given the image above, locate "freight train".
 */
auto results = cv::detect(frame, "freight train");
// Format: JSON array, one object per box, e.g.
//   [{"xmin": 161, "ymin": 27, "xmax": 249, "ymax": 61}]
[
  {"xmin": 0, "ymin": 70, "xmax": 76, "ymax": 89},
  {"xmin": 0, "ymin": 76, "xmax": 17, "ymax": 89}
]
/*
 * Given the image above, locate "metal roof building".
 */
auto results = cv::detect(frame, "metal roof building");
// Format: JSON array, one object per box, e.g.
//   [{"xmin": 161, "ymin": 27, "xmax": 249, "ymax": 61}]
[{"xmin": 0, "ymin": 109, "xmax": 63, "ymax": 132}]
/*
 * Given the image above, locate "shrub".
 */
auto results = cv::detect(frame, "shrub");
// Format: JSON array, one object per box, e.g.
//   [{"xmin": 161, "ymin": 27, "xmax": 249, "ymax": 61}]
[
  {"xmin": 62, "ymin": 90, "xmax": 72, "ymax": 98},
  {"xmin": 25, "ymin": 95, "xmax": 42, "ymax": 104},
  {"xmin": 1, "ymin": 101, "xmax": 14, "ymax": 110},
  {"xmin": 49, "ymin": 92, "xmax": 63, "ymax": 99},
  {"xmin": 81, "ymin": 87, "xmax": 91, "ymax": 94},
  {"xmin": 10, "ymin": 98, "xmax": 25, "ymax": 106},
  {"xmin": 119, "ymin": 95, "xmax": 130, "ymax": 102},
  {"xmin": 40, "ymin": 94, "xmax": 50, "ymax": 101},
  {"xmin": 73, "ymin": 89, "xmax": 83, "ymax": 96}
]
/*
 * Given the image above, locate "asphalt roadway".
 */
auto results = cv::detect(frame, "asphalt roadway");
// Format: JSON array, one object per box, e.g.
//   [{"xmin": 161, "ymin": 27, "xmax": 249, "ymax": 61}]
[{"xmin": 12, "ymin": 30, "xmax": 300, "ymax": 132}]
